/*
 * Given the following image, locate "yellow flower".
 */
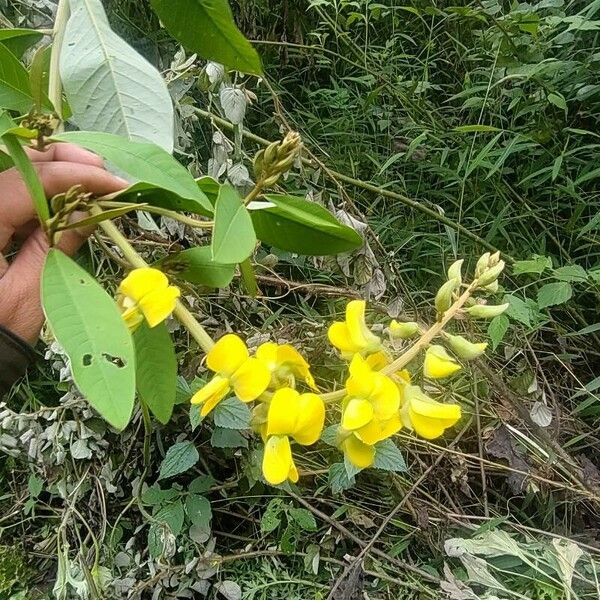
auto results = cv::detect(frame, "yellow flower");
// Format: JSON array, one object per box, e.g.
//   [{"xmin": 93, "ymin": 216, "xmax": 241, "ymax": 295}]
[
  {"xmin": 400, "ymin": 385, "xmax": 461, "ymax": 439},
  {"xmin": 423, "ymin": 345, "xmax": 461, "ymax": 379},
  {"xmin": 341, "ymin": 355, "xmax": 402, "ymax": 447},
  {"xmin": 341, "ymin": 433, "xmax": 375, "ymax": 469},
  {"xmin": 191, "ymin": 334, "xmax": 271, "ymax": 416},
  {"xmin": 117, "ymin": 267, "xmax": 180, "ymax": 330},
  {"xmin": 262, "ymin": 387, "xmax": 325, "ymax": 485},
  {"xmin": 328, "ymin": 300, "xmax": 381, "ymax": 357},
  {"xmin": 256, "ymin": 342, "xmax": 317, "ymax": 390}
]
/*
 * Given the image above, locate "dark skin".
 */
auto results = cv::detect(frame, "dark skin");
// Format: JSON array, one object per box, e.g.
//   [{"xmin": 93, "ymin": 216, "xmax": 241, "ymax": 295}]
[{"xmin": 0, "ymin": 144, "xmax": 127, "ymax": 343}]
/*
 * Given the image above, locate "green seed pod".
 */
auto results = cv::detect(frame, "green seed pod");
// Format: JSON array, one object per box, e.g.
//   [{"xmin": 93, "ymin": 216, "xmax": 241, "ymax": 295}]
[
  {"xmin": 466, "ymin": 303, "xmax": 509, "ymax": 319},
  {"xmin": 478, "ymin": 259, "xmax": 506, "ymax": 287},
  {"xmin": 446, "ymin": 334, "xmax": 487, "ymax": 360},
  {"xmin": 435, "ymin": 278, "xmax": 460, "ymax": 315},
  {"xmin": 482, "ymin": 280, "xmax": 499, "ymax": 294},
  {"xmin": 475, "ymin": 252, "xmax": 491, "ymax": 278},
  {"xmin": 389, "ymin": 320, "xmax": 420, "ymax": 339},
  {"xmin": 447, "ymin": 259, "xmax": 464, "ymax": 284},
  {"xmin": 253, "ymin": 149, "xmax": 265, "ymax": 180}
]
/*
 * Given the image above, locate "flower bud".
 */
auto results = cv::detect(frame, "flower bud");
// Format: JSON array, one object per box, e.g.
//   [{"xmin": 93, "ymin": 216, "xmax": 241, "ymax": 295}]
[
  {"xmin": 477, "ymin": 260, "xmax": 505, "ymax": 287},
  {"xmin": 489, "ymin": 251, "xmax": 501, "ymax": 266},
  {"xmin": 423, "ymin": 345, "xmax": 461, "ymax": 379},
  {"xmin": 466, "ymin": 303, "xmax": 509, "ymax": 319},
  {"xmin": 447, "ymin": 259, "xmax": 464, "ymax": 284},
  {"xmin": 482, "ymin": 280, "xmax": 499, "ymax": 294},
  {"xmin": 445, "ymin": 334, "xmax": 487, "ymax": 360},
  {"xmin": 475, "ymin": 252, "xmax": 491, "ymax": 278},
  {"xmin": 389, "ymin": 320, "xmax": 419, "ymax": 339},
  {"xmin": 435, "ymin": 278, "xmax": 460, "ymax": 315}
]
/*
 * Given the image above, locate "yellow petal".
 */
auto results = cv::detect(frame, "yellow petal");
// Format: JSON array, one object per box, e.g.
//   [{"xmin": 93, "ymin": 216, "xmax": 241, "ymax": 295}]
[
  {"xmin": 328, "ymin": 322, "xmax": 361, "ymax": 355},
  {"xmin": 408, "ymin": 408, "xmax": 459, "ymax": 439},
  {"xmin": 292, "ymin": 393, "xmax": 325, "ymax": 445},
  {"xmin": 388, "ymin": 320, "xmax": 419, "ymax": 339},
  {"xmin": 365, "ymin": 350, "xmax": 389, "ymax": 371},
  {"xmin": 119, "ymin": 267, "xmax": 168, "ymax": 302},
  {"xmin": 255, "ymin": 342, "xmax": 278, "ymax": 369},
  {"xmin": 251, "ymin": 403, "xmax": 269, "ymax": 441},
  {"xmin": 346, "ymin": 300, "xmax": 380, "ymax": 351},
  {"xmin": 121, "ymin": 305, "xmax": 143, "ymax": 331},
  {"xmin": 356, "ymin": 414, "xmax": 402, "ymax": 445},
  {"xmin": 262, "ymin": 435, "xmax": 293, "ymax": 485},
  {"xmin": 409, "ymin": 396, "xmax": 461, "ymax": 421},
  {"xmin": 342, "ymin": 435, "xmax": 375, "ymax": 469},
  {"xmin": 207, "ymin": 334, "xmax": 249, "ymax": 376},
  {"xmin": 277, "ymin": 344, "xmax": 317, "ymax": 390},
  {"xmin": 423, "ymin": 345, "xmax": 461, "ymax": 379},
  {"xmin": 138, "ymin": 286, "xmax": 180, "ymax": 328},
  {"xmin": 266, "ymin": 388, "xmax": 300, "ymax": 437},
  {"xmin": 231, "ymin": 357, "xmax": 271, "ymax": 402},
  {"xmin": 370, "ymin": 372, "xmax": 401, "ymax": 420},
  {"xmin": 346, "ymin": 354, "xmax": 376, "ymax": 399},
  {"xmin": 190, "ymin": 376, "xmax": 230, "ymax": 416},
  {"xmin": 288, "ymin": 460, "xmax": 299, "ymax": 483},
  {"xmin": 341, "ymin": 398, "xmax": 374, "ymax": 431}
]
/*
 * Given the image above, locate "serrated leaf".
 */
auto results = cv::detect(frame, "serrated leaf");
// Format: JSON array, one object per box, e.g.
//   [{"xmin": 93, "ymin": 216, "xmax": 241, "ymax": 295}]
[
  {"xmin": 53, "ymin": 133, "xmax": 211, "ymax": 213},
  {"xmin": 186, "ymin": 494, "xmax": 212, "ymax": 528},
  {"xmin": 155, "ymin": 500, "xmax": 185, "ymax": 536},
  {"xmin": 537, "ymin": 281, "xmax": 573, "ymax": 309},
  {"xmin": 60, "ymin": 0, "xmax": 174, "ymax": 151},
  {"xmin": 158, "ymin": 441, "xmax": 199, "ymax": 480},
  {"xmin": 260, "ymin": 498, "xmax": 284, "ymax": 533},
  {"xmin": 512, "ymin": 255, "xmax": 552, "ymax": 275},
  {"xmin": 41, "ymin": 250, "xmax": 135, "ymax": 430},
  {"xmin": 141, "ymin": 484, "xmax": 179, "ymax": 506},
  {"xmin": 320, "ymin": 424, "xmax": 338, "ymax": 446},
  {"xmin": 219, "ymin": 86, "xmax": 246, "ymax": 124},
  {"xmin": 552, "ymin": 265, "xmax": 588, "ymax": 283},
  {"xmin": 288, "ymin": 507, "xmax": 317, "ymax": 532},
  {"xmin": 189, "ymin": 475, "xmax": 215, "ymax": 494},
  {"xmin": 212, "ymin": 397, "xmax": 251, "ymax": 429},
  {"xmin": 210, "ymin": 427, "xmax": 248, "ymax": 448},
  {"xmin": 211, "ymin": 184, "xmax": 256, "ymax": 264},
  {"xmin": 504, "ymin": 294, "xmax": 533, "ymax": 327},
  {"xmin": 250, "ymin": 194, "xmax": 363, "ymax": 255},
  {"xmin": 373, "ymin": 439, "xmax": 407, "ymax": 472},
  {"xmin": 159, "ymin": 246, "xmax": 235, "ymax": 288},
  {"xmin": 488, "ymin": 314, "xmax": 510, "ymax": 350},
  {"xmin": 134, "ymin": 321, "xmax": 177, "ymax": 424},
  {"xmin": 149, "ymin": 0, "xmax": 262, "ymax": 75},
  {"xmin": 189, "ymin": 405, "xmax": 203, "ymax": 431},
  {"xmin": 328, "ymin": 462, "xmax": 355, "ymax": 493}
]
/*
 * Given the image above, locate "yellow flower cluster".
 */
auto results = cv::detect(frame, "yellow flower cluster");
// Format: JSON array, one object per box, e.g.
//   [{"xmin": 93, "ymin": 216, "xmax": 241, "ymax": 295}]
[{"xmin": 329, "ymin": 300, "xmax": 464, "ymax": 469}]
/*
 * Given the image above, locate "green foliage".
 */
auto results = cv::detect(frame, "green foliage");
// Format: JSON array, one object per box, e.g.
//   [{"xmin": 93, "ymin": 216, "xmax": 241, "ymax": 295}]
[
  {"xmin": 41, "ymin": 249, "xmax": 136, "ymax": 430},
  {"xmin": 0, "ymin": 28, "xmax": 43, "ymax": 57},
  {"xmin": 373, "ymin": 439, "xmax": 407, "ymax": 473},
  {"xmin": 159, "ymin": 246, "xmax": 236, "ymax": 288},
  {"xmin": 212, "ymin": 397, "xmax": 252, "ymax": 429},
  {"xmin": 158, "ymin": 441, "xmax": 200, "ymax": 479},
  {"xmin": 0, "ymin": 43, "xmax": 41, "ymax": 112}
]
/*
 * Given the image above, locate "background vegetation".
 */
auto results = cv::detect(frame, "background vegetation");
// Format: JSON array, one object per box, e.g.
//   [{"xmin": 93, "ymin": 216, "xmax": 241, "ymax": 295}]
[{"xmin": 0, "ymin": 0, "xmax": 599, "ymax": 598}]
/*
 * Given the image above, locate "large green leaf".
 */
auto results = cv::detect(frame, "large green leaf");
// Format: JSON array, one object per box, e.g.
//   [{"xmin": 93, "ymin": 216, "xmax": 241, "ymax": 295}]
[
  {"xmin": 134, "ymin": 322, "xmax": 177, "ymax": 424},
  {"xmin": 250, "ymin": 194, "xmax": 363, "ymax": 255},
  {"xmin": 211, "ymin": 184, "xmax": 256, "ymax": 264},
  {"xmin": 159, "ymin": 246, "xmax": 235, "ymax": 288},
  {"xmin": 41, "ymin": 249, "xmax": 135, "ymax": 430},
  {"xmin": 0, "ymin": 29, "xmax": 43, "ymax": 57},
  {"xmin": 0, "ymin": 42, "xmax": 36, "ymax": 113},
  {"xmin": 60, "ymin": 0, "xmax": 174, "ymax": 151},
  {"xmin": 149, "ymin": 0, "xmax": 262, "ymax": 75},
  {"xmin": 53, "ymin": 132, "xmax": 211, "ymax": 212}
]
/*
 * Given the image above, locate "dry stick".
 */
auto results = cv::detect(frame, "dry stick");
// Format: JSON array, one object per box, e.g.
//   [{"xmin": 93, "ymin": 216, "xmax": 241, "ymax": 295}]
[{"xmin": 194, "ymin": 108, "xmax": 510, "ymax": 260}]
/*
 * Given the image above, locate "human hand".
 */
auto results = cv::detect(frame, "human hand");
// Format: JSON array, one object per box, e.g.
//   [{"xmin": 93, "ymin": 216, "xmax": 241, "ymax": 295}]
[{"xmin": 0, "ymin": 143, "xmax": 127, "ymax": 343}]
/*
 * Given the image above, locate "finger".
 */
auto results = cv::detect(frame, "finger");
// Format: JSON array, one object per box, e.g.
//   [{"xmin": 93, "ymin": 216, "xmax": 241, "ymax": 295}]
[
  {"xmin": 0, "ymin": 227, "xmax": 91, "ymax": 343},
  {"xmin": 26, "ymin": 142, "xmax": 105, "ymax": 167},
  {"xmin": 0, "ymin": 162, "xmax": 127, "ymax": 249}
]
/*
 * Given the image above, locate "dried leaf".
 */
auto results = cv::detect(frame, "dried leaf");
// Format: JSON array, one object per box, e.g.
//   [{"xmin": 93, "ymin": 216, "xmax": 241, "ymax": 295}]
[{"xmin": 485, "ymin": 425, "xmax": 530, "ymax": 494}]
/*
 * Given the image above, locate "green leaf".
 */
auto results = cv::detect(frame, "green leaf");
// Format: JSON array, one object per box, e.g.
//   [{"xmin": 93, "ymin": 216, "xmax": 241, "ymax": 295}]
[
  {"xmin": 328, "ymin": 462, "xmax": 355, "ymax": 493},
  {"xmin": 41, "ymin": 249, "xmax": 135, "ymax": 430},
  {"xmin": 210, "ymin": 427, "xmax": 248, "ymax": 448},
  {"xmin": 53, "ymin": 133, "xmax": 211, "ymax": 213},
  {"xmin": 60, "ymin": 0, "xmax": 174, "ymax": 151},
  {"xmin": 488, "ymin": 315, "xmax": 510, "ymax": 350},
  {"xmin": 212, "ymin": 397, "xmax": 251, "ymax": 429},
  {"xmin": 186, "ymin": 494, "xmax": 212, "ymax": 528},
  {"xmin": 189, "ymin": 404, "xmax": 203, "ymax": 431},
  {"xmin": 537, "ymin": 281, "xmax": 573, "ymax": 309},
  {"xmin": 504, "ymin": 294, "xmax": 533, "ymax": 327},
  {"xmin": 189, "ymin": 475, "xmax": 215, "ymax": 494},
  {"xmin": 158, "ymin": 441, "xmax": 199, "ymax": 480},
  {"xmin": 28, "ymin": 474, "xmax": 43, "ymax": 498},
  {"xmin": 547, "ymin": 92, "xmax": 567, "ymax": 111},
  {"xmin": 552, "ymin": 265, "xmax": 588, "ymax": 283},
  {"xmin": 250, "ymin": 194, "xmax": 363, "ymax": 255},
  {"xmin": 320, "ymin": 424, "xmax": 338, "ymax": 446},
  {"xmin": 149, "ymin": 0, "xmax": 262, "ymax": 75},
  {"xmin": 141, "ymin": 484, "xmax": 179, "ymax": 506},
  {"xmin": 288, "ymin": 507, "xmax": 317, "ymax": 532},
  {"xmin": 453, "ymin": 125, "xmax": 503, "ymax": 133},
  {"xmin": 155, "ymin": 500, "xmax": 185, "ymax": 536},
  {"xmin": 373, "ymin": 439, "xmax": 407, "ymax": 472},
  {"xmin": 260, "ymin": 498, "xmax": 284, "ymax": 534},
  {"xmin": 134, "ymin": 322, "xmax": 177, "ymax": 425},
  {"xmin": 0, "ymin": 43, "xmax": 37, "ymax": 113},
  {"xmin": 211, "ymin": 184, "xmax": 256, "ymax": 264},
  {"xmin": 159, "ymin": 246, "xmax": 235, "ymax": 288},
  {"xmin": 512, "ymin": 255, "xmax": 552, "ymax": 275},
  {"xmin": 148, "ymin": 524, "xmax": 165, "ymax": 558},
  {"xmin": 0, "ymin": 29, "xmax": 43, "ymax": 57}
]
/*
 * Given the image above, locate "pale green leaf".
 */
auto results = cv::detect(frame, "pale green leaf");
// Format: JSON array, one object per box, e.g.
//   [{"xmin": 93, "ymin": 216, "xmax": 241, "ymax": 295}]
[
  {"xmin": 373, "ymin": 439, "xmax": 407, "ymax": 472},
  {"xmin": 537, "ymin": 281, "xmax": 573, "ymax": 309},
  {"xmin": 512, "ymin": 255, "xmax": 552, "ymax": 275},
  {"xmin": 41, "ymin": 249, "xmax": 135, "ymax": 430},
  {"xmin": 552, "ymin": 265, "xmax": 588, "ymax": 283},
  {"xmin": 212, "ymin": 397, "xmax": 251, "ymax": 429},
  {"xmin": 260, "ymin": 498, "xmax": 284, "ymax": 534},
  {"xmin": 210, "ymin": 427, "xmax": 248, "ymax": 448},
  {"xmin": 60, "ymin": 0, "xmax": 174, "ymax": 151},
  {"xmin": 328, "ymin": 462, "xmax": 355, "ymax": 493},
  {"xmin": 488, "ymin": 315, "xmax": 510, "ymax": 350},
  {"xmin": 158, "ymin": 441, "xmax": 199, "ymax": 479},
  {"xmin": 186, "ymin": 494, "xmax": 212, "ymax": 528},
  {"xmin": 155, "ymin": 500, "xmax": 185, "ymax": 536},
  {"xmin": 159, "ymin": 246, "xmax": 235, "ymax": 288},
  {"xmin": 288, "ymin": 507, "xmax": 317, "ymax": 532}
]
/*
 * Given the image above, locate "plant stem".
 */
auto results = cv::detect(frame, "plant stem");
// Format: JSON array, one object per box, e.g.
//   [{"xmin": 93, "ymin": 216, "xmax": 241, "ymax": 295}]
[
  {"xmin": 49, "ymin": 0, "xmax": 69, "ymax": 124},
  {"xmin": 90, "ymin": 206, "xmax": 215, "ymax": 352},
  {"xmin": 98, "ymin": 200, "xmax": 214, "ymax": 228}
]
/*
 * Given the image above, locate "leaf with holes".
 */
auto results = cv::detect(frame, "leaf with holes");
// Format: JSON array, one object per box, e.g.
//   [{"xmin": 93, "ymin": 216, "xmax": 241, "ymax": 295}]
[
  {"xmin": 60, "ymin": 0, "xmax": 174, "ymax": 151},
  {"xmin": 41, "ymin": 250, "xmax": 135, "ymax": 430},
  {"xmin": 149, "ymin": 0, "xmax": 262, "ymax": 75},
  {"xmin": 53, "ymin": 133, "xmax": 211, "ymax": 213},
  {"xmin": 134, "ymin": 322, "xmax": 177, "ymax": 424},
  {"xmin": 158, "ymin": 441, "xmax": 199, "ymax": 480},
  {"xmin": 211, "ymin": 184, "xmax": 256, "ymax": 264},
  {"xmin": 288, "ymin": 507, "xmax": 317, "ymax": 532},
  {"xmin": 250, "ymin": 194, "xmax": 363, "ymax": 255},
  {"xmin": 158, "ymin": 246, "xmax": 235, "ymax": 288}
]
